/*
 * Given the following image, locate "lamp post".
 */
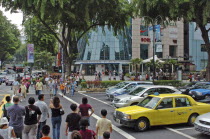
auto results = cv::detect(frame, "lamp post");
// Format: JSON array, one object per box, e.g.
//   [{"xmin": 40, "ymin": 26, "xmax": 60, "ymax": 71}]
[{"xmin": 141, "ymin": 15, "xmax": 164, "ymax": 82}]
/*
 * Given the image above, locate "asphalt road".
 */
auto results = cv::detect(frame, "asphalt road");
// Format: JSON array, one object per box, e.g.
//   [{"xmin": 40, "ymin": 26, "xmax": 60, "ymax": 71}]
[{"xmin": 0, "ymin": 84, "xmax": 210, "ymax": 139}]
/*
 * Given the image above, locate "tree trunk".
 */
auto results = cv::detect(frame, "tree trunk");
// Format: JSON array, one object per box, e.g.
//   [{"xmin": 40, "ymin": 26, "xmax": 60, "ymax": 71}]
[{"xmin": 206, "ymin": 50, "xmax": 210, "ymax": 81}]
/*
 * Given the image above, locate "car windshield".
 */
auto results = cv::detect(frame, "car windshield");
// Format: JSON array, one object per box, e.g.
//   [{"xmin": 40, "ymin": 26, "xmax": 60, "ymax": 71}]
[
  {"xmin": 124, "ymin": 84, "xmax": 137, "ymax": 91},
  {"xmin": 129, "ymin": 87, "xmax": 146, "ymax": 96},
  {"xmin": 116, "ymin": 82, "xmax": 129, "ymax": 88},
  {"xmin": 203, "ymin": 84, "xmax": 210, "ymax": 89},
  {"xmin": 138, "ymin": 96, "xmax": 160, "ymax": 109}
]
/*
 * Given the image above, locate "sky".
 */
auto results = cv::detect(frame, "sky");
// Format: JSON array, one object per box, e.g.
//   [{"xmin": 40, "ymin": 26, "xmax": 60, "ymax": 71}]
[{"xmin": 0, "ymin": 7, "xmax": 23, "ymax": 31}]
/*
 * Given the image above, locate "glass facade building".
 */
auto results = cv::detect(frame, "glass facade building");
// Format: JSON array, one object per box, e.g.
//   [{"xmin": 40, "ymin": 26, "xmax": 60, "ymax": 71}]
[{"xmin": 76, "ymin": 26, "xmax": 132, "ymax": 75}]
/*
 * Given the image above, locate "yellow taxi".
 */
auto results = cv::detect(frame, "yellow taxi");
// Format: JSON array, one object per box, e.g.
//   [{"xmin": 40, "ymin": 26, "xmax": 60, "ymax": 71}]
[{"xmin": 113, "ymin": 94, "xmax": 210, "ymax": 131}]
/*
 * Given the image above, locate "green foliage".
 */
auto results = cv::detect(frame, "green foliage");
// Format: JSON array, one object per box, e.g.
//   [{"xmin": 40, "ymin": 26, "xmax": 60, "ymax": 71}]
[
  {"xmin": 81, "ymin": 81, "xmax": 123, "ymax": 88},
  {"xmin": 130, "ymin": 58, "xmax": 143, "ymax": 76},
  {"xmin": 23, "ymin": 17, "xmax": 58, "ymax": 55},
  {"xmin": 0, "ymin": 10, "xmax": 21, "ymax": 62},
  {"xmin": 153, "ymin": 80, "xmax": 181, "ymax": 87},
  {"xmin": 125, "ymin": 73, "xmax": 131, "ymax": 77},
  {"xmin": 35, "ymin": 51, "xmax": 55, "ymax": 71}
]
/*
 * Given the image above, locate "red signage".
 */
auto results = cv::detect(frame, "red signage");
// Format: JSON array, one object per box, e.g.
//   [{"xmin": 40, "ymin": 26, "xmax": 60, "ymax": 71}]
[{"xmin": 141, "ymin": 38, "xmax": 151, "ymax": 42}]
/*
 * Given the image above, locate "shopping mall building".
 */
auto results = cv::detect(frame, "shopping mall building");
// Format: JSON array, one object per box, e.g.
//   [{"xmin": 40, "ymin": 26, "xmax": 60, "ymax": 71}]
[{"xmin": 75, "ymin": 18, "xmax": 184, "ymax": 75}]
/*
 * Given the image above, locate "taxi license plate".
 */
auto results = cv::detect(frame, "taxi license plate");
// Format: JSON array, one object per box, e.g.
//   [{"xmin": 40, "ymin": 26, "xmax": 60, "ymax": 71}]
[{"xmin": 116, "ymin": 118, "xmax": 120, "ymax": 124}]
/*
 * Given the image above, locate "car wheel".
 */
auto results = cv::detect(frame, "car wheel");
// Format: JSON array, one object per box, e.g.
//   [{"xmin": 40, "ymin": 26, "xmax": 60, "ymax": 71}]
[
  {"xmin": 188, "ymin": 113, "xmax": 198, "ymax": 126},
  {"xmin": 205, "ymin": 95, "xmax": 210, "ymax": 99},
  {"xmin": 134, "ymin": 118, "xmax": 149, "ymax": 132},
  {"xmin": 131, "ymin": 102, "xmax": 138, "ymax": 106}
]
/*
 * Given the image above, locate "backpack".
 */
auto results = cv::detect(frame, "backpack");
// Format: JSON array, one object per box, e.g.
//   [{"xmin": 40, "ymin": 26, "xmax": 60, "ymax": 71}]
[{"xmin": 3, "ymin": 105, "xmax": 10, "ymax": 121}]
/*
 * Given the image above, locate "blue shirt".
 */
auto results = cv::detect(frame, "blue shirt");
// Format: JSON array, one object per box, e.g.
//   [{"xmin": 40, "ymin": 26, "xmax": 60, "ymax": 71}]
[{"xmin": 7, "ymin": 104, "xmax": 25, "ymax": 132}]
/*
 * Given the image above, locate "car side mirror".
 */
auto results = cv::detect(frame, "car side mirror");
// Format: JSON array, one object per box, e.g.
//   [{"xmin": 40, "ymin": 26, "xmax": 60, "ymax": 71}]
[{"xmin": 143, "ymin": 93, "xmax": 148, "ymax": 97}]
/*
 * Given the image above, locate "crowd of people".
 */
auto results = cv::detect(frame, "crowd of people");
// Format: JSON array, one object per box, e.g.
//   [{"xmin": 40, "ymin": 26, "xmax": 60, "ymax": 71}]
[{"xmin": 0, "ymin": 94, "xmax": 112, "ymax": 139}]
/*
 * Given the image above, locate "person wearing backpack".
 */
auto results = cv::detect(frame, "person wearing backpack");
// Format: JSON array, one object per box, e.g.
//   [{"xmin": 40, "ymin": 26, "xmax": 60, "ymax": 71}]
[
  {"xmin": 0, "ymin": 117, "xmax": 16, "ymax": 139},
  {"xmin": 2, "ymin": 96, "xmax": 13, "ymax": 121},
  {"xmin": 23, "ymin": 97, "xmax": 42, "ymax": 139}
]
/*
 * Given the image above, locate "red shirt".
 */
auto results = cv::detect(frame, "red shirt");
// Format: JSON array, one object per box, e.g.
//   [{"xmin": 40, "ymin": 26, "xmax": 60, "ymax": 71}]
[
  {"xmin": 79, "ymin": 104, "xmax": 92, "ymax": 117},
  {"xmin": 41, "ymin": 137, "xmax": 51, "ymax": 139},
  {"xmin": 79, "ymin": 129, "xmax": 96, "ymax": 139}
]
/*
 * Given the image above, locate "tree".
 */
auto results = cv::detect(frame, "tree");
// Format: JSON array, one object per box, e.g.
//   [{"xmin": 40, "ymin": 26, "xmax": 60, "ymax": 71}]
[
  {"xmin": 132, "ymin": 0, "xmax": 210, "ymax": 80},
  {"xmin": 130, "ymin": 58, "xmax": 143, "ymax": 77},
  {"xmin": 23, "ymin": 17, "xmax": 58, "ymax": 55},
  {"xmin": 34, "ymin": 51, "xmax": 55, "ymax": 71},
  {"xmin": 0, "ymin": 10, "xmax": 21, "ymax": 68},
  {"xmin": 1, "ymin": 0, "xmax": 133, "ymax": 73}
]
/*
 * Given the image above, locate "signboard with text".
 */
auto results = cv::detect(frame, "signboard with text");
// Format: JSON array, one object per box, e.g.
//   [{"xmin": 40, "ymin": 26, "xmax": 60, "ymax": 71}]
[{"xmin": 27, "ymin": 44, "xmax": 34, "ymax": 63}]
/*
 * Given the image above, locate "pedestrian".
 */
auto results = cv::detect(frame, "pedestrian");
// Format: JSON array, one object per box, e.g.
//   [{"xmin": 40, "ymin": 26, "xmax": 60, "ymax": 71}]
[
  {"xmin": 108, "ymin": 71, "xmax": 111, "ymax": 80},
  {"xmin": 2, "ymin": 96, "xmax": 13, "ymax": 121},
  {"xmin": 7, "ymin": 96, "xmax": 25, "ymax": 139},
  {"xmin": 96, "ymin": 109, "xmax": 112, "ymax": 139},
  {"xmin": 49, "ymin": 96, "xmax": 64, "ymax": 139},
  {"xmin": 25, "ymin": 79, "xmax": 30, "ymax": 94},
  {"xmin": 98, "ymin": 72, "xmax": 102, "ymax": 81},
  {"xmin": 79, "ymin": 97, "xmax": 94, "ymax": 124},
  {"xmin": 12, "ymin": 78, "xmax": 19, "ymax": 95},
  {"xmin": 103, "ymin": 132, "xmax": 110, "ymax": 139},
  {"xmin": 60, "ymin": 81, "xmax": 66, "ymax": 97},
  {"xmin": 34, "ymin": 94, "xmax": 49, "ymax": 139},
  {"xmin": 113, "ymin": 70, "xmax": 116, "ymax": 80},
  {"xmin": 79, "ymin": 118, "xmax": 96, "ymax": 139},
  {"xmin": 48, "ymin": 79, "xmax": 54, "ymax": 98},
  {"xmin": 53, "ymin": 79, "xmax": 58, "ymax": 96},
  {"xmin": 23, "ymin": 97, "xmax": 42, "ymax": 139},
  {"xmin": 0, "ymin": 117, "xmax": 16, "ymax": 139},
  {"xmin": 71, "ymin": 130, "xmax": 82, "ymax": 139},
  {"xmin": 65, "ymin": 104, "xmax": 81, "ymax": 138},
  {"xmin": 41, "ymin": 125, "xmax": 51, "ymax": 139},
  {"xmin": 36, "ymin": 79, "xmax": 43, "ymax": 95},
  {"xmin": 19, "ymin": 81, "xmax": 27, "ymax": 102},
  {"xmin": 66, "ymin": 79, "xmax": 71, "ymax": 94},
  {"xmin": 71, "ymin": 79, "xmax": 77, "ymax": 97}
]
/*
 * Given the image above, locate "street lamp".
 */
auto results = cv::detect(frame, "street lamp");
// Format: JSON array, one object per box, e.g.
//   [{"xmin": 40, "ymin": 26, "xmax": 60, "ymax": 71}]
[{"xmin": 141, "ymin": 15, "xmax": 164, "ymax": 82}]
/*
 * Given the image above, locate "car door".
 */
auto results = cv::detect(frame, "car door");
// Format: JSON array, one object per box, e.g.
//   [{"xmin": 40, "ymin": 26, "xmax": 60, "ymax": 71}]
[
  {"xmin": 152, "ymin": 98, "xmax": 175, "ymax": 125},
  {"xmin": 173, "ymin": 97, "xmax": 192, "ymax": 123}
]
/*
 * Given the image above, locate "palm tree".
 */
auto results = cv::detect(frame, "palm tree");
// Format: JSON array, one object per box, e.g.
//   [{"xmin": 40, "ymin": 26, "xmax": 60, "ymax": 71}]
[{"xmin": 130, "ymin": 58, "xmax": 143, "ymax": 78}]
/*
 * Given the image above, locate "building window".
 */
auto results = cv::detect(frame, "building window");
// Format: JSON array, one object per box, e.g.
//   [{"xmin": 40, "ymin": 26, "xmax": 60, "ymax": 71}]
[
  {"xmin": 169, "ymin": 45, "xmax": 177, "ymax": 58},
  {"xmin": 140, "ymin": 25, "xmax": 148, "ymax": 36},
  {"xmin": 87, "ymin": 51, "xmax": 91, "ymax": 60},
  {"xmin": 140, "ymin": 44, "xmax": 148, "ymax": 60},
  {"xmin": 100, "ymin": 43, "xmax": 110, "ymax": 60}
]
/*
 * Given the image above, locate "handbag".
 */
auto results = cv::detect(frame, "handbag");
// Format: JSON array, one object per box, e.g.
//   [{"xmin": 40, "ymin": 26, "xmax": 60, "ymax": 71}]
[
  {"xmin": 60, "ymin": 108, "xmax": 65, "ymax": 115},
  {"xmin": 18, "ymin": 88, "xmax": 21, "ymax": 93}
]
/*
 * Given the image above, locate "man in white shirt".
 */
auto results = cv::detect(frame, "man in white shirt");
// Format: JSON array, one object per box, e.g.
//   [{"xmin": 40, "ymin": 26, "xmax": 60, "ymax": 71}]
[
  {"xmin": 12, "ymin": 79, "xmax": 19, "ymax": 95},
  {"xmin": 34, "ymin": 94, "xmax": 49, "ymax": 139}
]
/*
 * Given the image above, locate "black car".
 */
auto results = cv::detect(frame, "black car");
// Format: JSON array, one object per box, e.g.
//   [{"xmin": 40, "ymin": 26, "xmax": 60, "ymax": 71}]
[{"xmin": 179, "ymin": 82, "xmax": 210, "ymax": 95}]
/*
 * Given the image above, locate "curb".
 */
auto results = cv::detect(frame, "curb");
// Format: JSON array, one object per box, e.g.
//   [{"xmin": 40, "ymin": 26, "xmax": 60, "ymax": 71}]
[{"xmin": 78, "ymin": 91, "xmax": 95, "ymax": 93}]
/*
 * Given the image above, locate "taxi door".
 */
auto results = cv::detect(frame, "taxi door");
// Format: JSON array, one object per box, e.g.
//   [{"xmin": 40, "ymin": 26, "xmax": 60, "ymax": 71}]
[
  {"xmin": 173, "ymin": 97, "xmax": 192, "ymax": 123},
  {"xmin": 152, "ymin": 98, "xmax": 175, "ymax": 125}
]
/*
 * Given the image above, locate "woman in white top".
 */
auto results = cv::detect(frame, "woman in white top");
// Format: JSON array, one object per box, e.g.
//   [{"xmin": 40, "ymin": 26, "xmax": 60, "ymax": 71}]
[
  {"xmin": 19, "ymin": 82, "xmax": 27, "ymax": 101},
  {"xmin": 0, "ymin": 117, "xmax": 16, "ymax": 139}
]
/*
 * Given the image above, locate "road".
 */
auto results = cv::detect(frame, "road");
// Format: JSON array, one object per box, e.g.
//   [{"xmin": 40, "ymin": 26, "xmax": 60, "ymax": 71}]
[{"xmin": 0, "ymin": 84, "xmax": 210, "ymax": 139}]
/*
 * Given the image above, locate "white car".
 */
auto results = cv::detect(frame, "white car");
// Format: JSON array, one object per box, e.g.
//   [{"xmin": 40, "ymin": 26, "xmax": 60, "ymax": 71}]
[
  {"xmin": 113, "ymin": 85, "xmax": 182, "ymax": 108},
  {"xmin": 194, "ymin": 112, "xmax": 210, "ymax": 135}
]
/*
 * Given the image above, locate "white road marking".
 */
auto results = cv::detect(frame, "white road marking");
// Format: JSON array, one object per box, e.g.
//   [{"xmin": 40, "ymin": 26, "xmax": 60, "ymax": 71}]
[
  {"xmin": 176, "ymin": 127, "xmax": 194, "ymax": 131},
  {"xmin": 166, "ymin": 127, "xmax": 196, "ymax": 139},
  {"xmin": 77, "ymin": 92, "xmax": 115, "ymax": 108},
  {"xmin": 59, "ymin": 93, "xmax": 136, "ymax": 139}
]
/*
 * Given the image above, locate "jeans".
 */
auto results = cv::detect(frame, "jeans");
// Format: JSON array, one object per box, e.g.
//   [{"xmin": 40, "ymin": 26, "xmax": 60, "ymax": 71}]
[
  {"xmin": 37, "ymin": 90, "xmax": 42, "ymax": 95},
  {"xmin": 51, "ymin": 116, "xmax": 61, "ymax": 139},
  {"xmin": 37, "ymin": 120, "xmax": 46, "ymax": 139},
  {"xmin": 53, "ymin": 88, "xmax": 58, "ymax": 96},
  {"xmin": 71, "ymin": 88, "xmax": 75, "ymax": 96}
]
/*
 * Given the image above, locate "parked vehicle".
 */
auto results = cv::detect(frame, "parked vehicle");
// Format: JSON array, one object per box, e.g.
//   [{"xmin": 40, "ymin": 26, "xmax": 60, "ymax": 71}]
[
  {"xmin": 180, "ymin": 82, "xmax": 210, "ymax": 95},
  {"xmin": 5, "ymin": 77, "xmax": 15, "ymax": 86},
  {"xmin": 194, "ymin": 112, "xmax": 210, "ymax": 135},
  {"xmin": 106, "ymin": 81, "xmax": 153, "ymax": 100},
  {"xmin": 189, "ymin": 84, "xmax": 210, "ymax": 100},
  {"xmin": 113, "ymin": 94, "xmax": 210, "ymax": 131},
  {"xmin": 113, "ymin": 85, "xmax": 181, "ymax": 108}
]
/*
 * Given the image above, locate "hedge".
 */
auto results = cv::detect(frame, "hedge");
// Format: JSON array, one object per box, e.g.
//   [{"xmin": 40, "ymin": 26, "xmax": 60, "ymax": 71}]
[
  {"xmin": 80, "ymin": 80, "xmax": 123, "ymax": 88},
  {"xmin": 153, "ymin": 80, "xmax": 181, "ymax": 87}
]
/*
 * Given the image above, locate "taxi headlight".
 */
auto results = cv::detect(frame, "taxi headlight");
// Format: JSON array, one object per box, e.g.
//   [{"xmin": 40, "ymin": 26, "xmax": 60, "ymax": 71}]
[
  {"xmin": 196, "ymin": 91, "xmax": 202, "ymax": 96},
  {"xmin": 123, "ymin": 114, "xmax": 131, "ymax": 119},
  {"xmin": 119, "ymin": 99, "xmax": 128, "ymax": 103},
  {"xmin": 189, "ymin": 91, "xmax": 192, "ymax": 94}
]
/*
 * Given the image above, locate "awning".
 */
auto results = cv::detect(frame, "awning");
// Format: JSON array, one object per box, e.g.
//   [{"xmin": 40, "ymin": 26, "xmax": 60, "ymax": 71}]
[
  {"xmin": 75, "ymin": 60, "xmax": 131, "ymax": 65},
  {"xmin": 142, "ymin": 55, "xmax": 165, "ymax": 63}
]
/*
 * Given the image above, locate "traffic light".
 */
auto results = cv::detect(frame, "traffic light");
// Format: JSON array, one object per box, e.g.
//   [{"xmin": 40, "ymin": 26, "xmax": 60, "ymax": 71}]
[
  {"xmin": 58, "ymin": 66, "xmax": 62, "ymax": 73},
  {"xmin": 28, "ymin": 67, "xmax": 31, "ymax": 72}
]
